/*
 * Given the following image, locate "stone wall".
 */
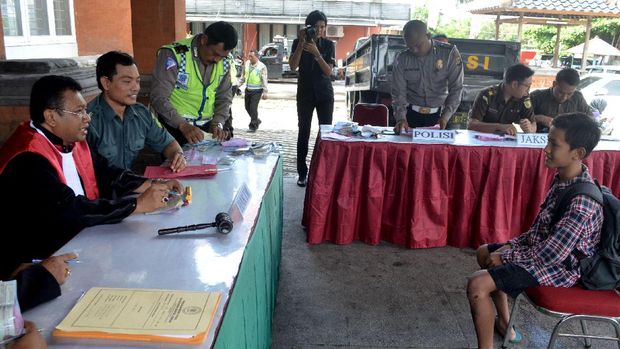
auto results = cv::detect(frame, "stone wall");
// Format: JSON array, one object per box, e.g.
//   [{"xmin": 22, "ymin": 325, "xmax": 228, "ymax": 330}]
[{"xmin": 0, "ymin": 59, "xmax": 98, "ymax": 145}]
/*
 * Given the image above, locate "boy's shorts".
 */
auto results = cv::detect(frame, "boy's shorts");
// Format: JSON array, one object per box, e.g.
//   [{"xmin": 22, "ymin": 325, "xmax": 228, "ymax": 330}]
[{"xmin": 487, "ymin": 243, "xmax": 539, "ymax": 298}]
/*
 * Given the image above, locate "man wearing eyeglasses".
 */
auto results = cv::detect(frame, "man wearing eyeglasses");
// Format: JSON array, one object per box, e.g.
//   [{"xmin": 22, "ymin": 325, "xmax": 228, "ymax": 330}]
[
  {"xmin": 87, "ymin": 51, "xmax": 185, "ymax": 172},
  {"xmin": 151, "ymin": 21, "xmax": 238, "ymax": 144},
  {"xmin": 468, "ymin": 63, "xmax": 537, "ymax": 135},
  {"xmin": 0, "ymin": 75, "xmax": 183, "ymax": 288}
]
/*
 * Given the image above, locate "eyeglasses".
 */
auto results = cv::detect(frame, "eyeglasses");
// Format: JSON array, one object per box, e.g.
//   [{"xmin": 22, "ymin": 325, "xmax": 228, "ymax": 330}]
[{"xmin": 56, "ymin": 108, "xmax": 92, "ymax": 121}]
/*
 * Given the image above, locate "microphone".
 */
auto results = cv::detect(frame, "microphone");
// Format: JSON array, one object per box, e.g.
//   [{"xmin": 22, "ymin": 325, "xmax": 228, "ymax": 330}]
[{"xmin": 157, "ymin": 212, "xmax": 233, "ymax": 235}]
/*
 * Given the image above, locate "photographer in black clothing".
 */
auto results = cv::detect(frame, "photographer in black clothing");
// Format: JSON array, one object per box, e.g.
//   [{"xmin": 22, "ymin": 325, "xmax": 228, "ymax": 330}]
[{"xmin": 289, "ymin": 10, "xmax": 335, "ymax": 187}]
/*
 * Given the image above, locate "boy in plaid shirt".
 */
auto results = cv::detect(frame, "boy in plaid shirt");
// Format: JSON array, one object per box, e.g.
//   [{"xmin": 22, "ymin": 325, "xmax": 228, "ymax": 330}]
[{"xmin": 466, "ymin": 112, "xmax": 604, "ymax": 349}]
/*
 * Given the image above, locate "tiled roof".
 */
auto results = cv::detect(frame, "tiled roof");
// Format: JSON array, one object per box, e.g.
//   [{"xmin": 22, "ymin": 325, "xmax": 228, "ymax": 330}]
[{"xmin": 468, "ymin": 0, "xmax": 620, "ymax": 16}]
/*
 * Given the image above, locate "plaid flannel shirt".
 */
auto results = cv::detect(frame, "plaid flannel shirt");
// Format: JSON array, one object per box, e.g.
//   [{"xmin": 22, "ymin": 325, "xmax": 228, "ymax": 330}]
[{"xmin": 501, "ymin": 165, "xmax": 604, "ymax": 287}]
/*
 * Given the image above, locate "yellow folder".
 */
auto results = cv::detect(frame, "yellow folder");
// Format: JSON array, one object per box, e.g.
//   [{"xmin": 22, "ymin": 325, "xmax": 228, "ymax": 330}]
[{"xmin": 53, "ymin": 287, "xmax": 221, "ymax": 344}]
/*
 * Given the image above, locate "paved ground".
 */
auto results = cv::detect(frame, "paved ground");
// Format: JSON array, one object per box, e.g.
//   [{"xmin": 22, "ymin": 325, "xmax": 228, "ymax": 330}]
[
  {"xmin": 273, "ymin": 177, "xmax": 619, "ymax": 349},
  {"xmin": 229, "ymin": 81, "xmax": 348, "ymax": 176}
]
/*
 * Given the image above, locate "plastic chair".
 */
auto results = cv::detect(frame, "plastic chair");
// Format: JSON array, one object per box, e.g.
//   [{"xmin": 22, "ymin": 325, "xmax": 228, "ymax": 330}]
[
  {"xmin": 502, "ymin": 285, "xmax": 620, "ymax": 348},
  {"xmin": 352, "ymin": 103, "xmax": 389, "ymax": 127}
]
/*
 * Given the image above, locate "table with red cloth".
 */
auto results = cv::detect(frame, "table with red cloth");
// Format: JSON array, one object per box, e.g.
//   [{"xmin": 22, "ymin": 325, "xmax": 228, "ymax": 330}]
[{"xmin": 302, "ymin": 126, "xmax": 620, "ymax": 249}]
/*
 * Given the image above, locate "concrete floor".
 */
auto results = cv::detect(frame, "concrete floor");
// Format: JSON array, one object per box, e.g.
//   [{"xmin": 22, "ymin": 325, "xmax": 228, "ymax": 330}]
[{"xmin": 271, "ymin": 176, "xmax": 619, "ymax": 349}]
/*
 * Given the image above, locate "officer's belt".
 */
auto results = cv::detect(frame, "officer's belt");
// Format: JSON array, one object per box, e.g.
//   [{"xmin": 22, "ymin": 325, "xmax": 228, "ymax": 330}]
[
  {"xmin": 410, "ymin": 105, "xmax": 439, "ymax": 114},
  {"xmin": 183, "ymin": 117, "xmax": 209, "ymax": 126}
]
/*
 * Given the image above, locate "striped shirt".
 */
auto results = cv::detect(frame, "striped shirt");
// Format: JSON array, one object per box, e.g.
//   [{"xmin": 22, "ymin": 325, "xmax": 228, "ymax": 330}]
[{"xmin": 501, "ymin": 166, "xmax": 603, "ymax": 287}]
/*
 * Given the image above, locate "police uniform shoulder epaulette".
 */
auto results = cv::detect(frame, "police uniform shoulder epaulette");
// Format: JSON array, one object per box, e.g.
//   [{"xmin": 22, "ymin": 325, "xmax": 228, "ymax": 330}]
[
  {"xmin": 434, "ymin": 41, "xmax": 455, "ymax": 50},
  {"xmin": 173, "ymin": 43, "xmax": 189, "ymax": 54}
]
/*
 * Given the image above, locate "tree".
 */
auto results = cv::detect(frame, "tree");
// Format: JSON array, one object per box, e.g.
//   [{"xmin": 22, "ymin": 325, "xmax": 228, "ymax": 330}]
[
  {"xmin": 524, "ymin": 26, "xmax": 557, "ymax": 53},
  {"xmin": 411, "ymin": 5, "xmax": 428, "ymax": 22},
  {"xmin": 475, "ymin": 20, "xmax": 521, "ymax": 42},
  {"xmin": 434, "ymin": 18, "xmax": 471, "ymax": 39}
]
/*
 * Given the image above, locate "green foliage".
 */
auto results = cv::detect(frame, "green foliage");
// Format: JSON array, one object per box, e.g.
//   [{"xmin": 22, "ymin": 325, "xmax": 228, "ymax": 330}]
[
  {"xmin": 523, "ymin": 18, "xmax": 620, "ymax": 53},
  {"xmin": 411, "ymin": 6, "xmax": 428, "ymax": 22},
  {"xmin": 434, "ymin": 18, "xmax": 472, "ymax": 39},
  {"xmin": 524, "ymin": 26, "xmax": 557, "ymax": 53},
  {"xmin": 475, "ymin": 21, "xmax": 521, "ymax": 42}
]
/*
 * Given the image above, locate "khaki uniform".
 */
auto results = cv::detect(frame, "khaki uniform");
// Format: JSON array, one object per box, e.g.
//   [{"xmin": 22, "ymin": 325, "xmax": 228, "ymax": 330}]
[
  {"xmin": 469, "ymin": 84, "xmax": 534, "ymax": 124},
  {"xmin": 391, "ymin": 40, "xmax": 464, "ymax": 124},
  {"xmin": 530, "ymin": 87, "xmax": 591, "ymax": 131}
]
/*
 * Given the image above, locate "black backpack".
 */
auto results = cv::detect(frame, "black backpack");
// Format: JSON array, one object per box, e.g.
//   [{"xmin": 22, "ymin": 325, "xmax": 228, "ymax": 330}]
[{"xmin": 554, "ymin": 181, "xmax": 620, "ymax": 290}]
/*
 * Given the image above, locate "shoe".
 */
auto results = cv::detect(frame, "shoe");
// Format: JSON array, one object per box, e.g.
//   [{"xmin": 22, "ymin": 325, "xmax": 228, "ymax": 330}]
[
  {"xmin": 247, "ymin": 128, "xmax": 257, "ymax": 133},
  {"xmin": 297, "ymin": 176, "xmax": 307, "ymax": 187}
]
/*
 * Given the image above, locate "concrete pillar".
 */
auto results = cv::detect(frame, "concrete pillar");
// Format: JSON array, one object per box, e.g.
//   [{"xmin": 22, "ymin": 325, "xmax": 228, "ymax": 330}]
[
  {"xmin": 131, "ymin": 0, "xmax": 187, "ymax": 77},
  {"xmin": 74, "ymin": 0, "xmax": 133, "ymax": 56}
]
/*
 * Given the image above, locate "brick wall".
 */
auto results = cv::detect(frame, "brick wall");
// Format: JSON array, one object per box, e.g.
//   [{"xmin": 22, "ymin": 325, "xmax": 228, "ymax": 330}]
[
  {"xmin": 331, "ymin": 26, "xmax": 380, "ymax": 62},
  {"xmin": 74, "ymin": 0, "xmax": 134, "ymax": 56},
  {"xmin": 0, "ymin": 12, "xmax": 5, "ymax": 60},
  {"xmin": 131, "ymin": 0, "xmax": 187, "ymax": 76}
]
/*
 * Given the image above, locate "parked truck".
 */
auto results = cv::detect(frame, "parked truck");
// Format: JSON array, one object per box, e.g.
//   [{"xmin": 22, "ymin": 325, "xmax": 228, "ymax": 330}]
[
  {"xmin": 344, "ymin": 34, "xmax": 521, "ymax": 128},
  {"xmin": 258, "ymin": 35, "xmax": 298, "ymax": 80}
]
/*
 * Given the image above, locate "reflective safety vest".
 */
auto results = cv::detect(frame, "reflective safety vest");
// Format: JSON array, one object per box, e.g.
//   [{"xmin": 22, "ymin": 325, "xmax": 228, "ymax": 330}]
[
  {"xmin": 161, "ymin": 36, "xmax": 232, "ymax": 124},
  {"xmin": 244, "ymin": 61, "xmax": 265, "ymax": 90}
]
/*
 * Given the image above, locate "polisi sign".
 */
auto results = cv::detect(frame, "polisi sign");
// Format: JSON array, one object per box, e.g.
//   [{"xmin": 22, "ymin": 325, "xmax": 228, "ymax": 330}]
[{"xmin": 412, "ymin": 129, "xmax": 456, "ymax": 143}]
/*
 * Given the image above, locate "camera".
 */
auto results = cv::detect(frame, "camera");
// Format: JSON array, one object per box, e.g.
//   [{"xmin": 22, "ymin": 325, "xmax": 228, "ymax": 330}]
[{"xmin": 303, "ymin": 25, "xmax": 316, "ymax": 41}]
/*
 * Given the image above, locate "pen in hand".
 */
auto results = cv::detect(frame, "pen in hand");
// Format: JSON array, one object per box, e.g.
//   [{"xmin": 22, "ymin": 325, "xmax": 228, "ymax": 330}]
[{"xmin": 32, "ymin": 259, "xmax": 80, "ymax": 265}]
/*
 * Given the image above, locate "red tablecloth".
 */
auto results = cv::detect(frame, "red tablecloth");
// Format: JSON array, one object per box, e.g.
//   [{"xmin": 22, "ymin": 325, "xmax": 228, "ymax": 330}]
[{"xmin": 302, "ymin": 138, "xmax": 620, "ymax": 249}]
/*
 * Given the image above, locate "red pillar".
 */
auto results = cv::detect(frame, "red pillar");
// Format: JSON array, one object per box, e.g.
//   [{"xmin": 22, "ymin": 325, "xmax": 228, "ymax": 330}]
[
  {"xmin": 75, "ymin": 0, "xmax": 133, "ymax": 55},
  {"xmin": 244, "ymin": 23, "xmax": 259, "ymax": 56},
  {"xmin": 131, "ymin": 0, "xmax": 187, "ymax": 76},
  {"xmin": 0, "ymin": 7, "xmax": 6, "ymax": 60}
]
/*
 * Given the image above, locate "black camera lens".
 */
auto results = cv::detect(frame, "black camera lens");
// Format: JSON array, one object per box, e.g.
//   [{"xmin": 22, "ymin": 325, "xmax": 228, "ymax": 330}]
[{"xmin": 304, "ymin": 25, "xmax": 316, "ymax": 41}]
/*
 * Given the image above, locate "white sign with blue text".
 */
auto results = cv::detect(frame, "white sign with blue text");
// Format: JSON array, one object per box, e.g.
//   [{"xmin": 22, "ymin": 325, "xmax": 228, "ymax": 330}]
[
  {"xmin": 517, "ymin": 133, "xmax": 548, "ymax": 147},
  {"xmin": 412, "ymin": 129, "xmax": 456, "ymax": 143}
]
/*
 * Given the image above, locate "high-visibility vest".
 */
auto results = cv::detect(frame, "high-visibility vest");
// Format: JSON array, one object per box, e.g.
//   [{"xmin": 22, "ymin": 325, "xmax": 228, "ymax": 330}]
[
  {"xmin": 244, "ymin": 61, "xmax": 265, "ymax": 90},
  {"xmin": 160, "ymin": 36, "xmax": 232, "ymax": 123}
]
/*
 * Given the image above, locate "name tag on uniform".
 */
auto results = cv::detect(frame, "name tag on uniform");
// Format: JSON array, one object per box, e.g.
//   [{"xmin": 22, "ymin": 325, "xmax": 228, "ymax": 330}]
[
  {"xmin": 517, "ymin": 133, "xmax": 548, "ymax": 147},
  {"xmin": 412, "ymin": 129, "xmax": 455, "ymax": 143}
]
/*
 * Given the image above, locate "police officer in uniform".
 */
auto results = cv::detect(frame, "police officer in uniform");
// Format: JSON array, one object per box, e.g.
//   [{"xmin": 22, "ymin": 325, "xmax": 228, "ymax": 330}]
[
  {"xmin": 530, "ymin": 68, "xmax": 590, "ymax": 133},
  {"xmin": 151, "ymin": 21, "xmax": 237, "ymax": 144},
  {"xmin": 468, "ymin": 63, "xmax": 537, "ymax": 135},
  {"xmin": 392, "ymin": 20, "xmax": 464, "ymax": 134}
]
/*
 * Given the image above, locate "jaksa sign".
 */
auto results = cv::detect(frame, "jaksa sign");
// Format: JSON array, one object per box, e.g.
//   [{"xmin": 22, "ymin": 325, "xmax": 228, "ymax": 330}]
[
  {"xmin": 412, "ymin": 129, "xmax": 456, "ymax": 143},
  {"xmin": 517, "ymin": 133, "xmax": 548, "ymax": 147}
]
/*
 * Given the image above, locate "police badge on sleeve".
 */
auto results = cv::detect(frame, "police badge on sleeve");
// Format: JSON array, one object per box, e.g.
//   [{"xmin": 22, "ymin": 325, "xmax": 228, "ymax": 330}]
[{"xmin": 165, "ymin": 57, "xmax": 177, "ymax": 70}]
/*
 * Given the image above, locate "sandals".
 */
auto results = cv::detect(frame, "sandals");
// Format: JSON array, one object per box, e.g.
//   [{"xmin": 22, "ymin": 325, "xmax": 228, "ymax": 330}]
[{"xmin": 495, "ymin": 318, "xmax": 523, "ymax": 344}]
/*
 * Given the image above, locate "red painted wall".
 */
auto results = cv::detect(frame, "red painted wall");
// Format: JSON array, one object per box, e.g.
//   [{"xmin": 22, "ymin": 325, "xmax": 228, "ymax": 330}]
[
  {"xmin": 74, "ymin": 0, "xmax": 133, "ymax": 56},
  {"xmin": 243, "ymin": 23, "xmax": 258, "ymax": 56},
  {"xmin": 131, "ymin": 0, "xmax": 187, "ymax": 75},
  {"xmin": 330, "ymin": 26, "xmax": 380, "ymax": 63},
  {"xmin": 0, "ymin": 14, "xmax": 5, "ymax": 60}
]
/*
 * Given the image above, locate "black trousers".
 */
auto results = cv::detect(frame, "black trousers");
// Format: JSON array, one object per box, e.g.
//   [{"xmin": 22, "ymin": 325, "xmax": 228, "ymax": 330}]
[
  {"xmin": 406, "ymin": 108, "xmax": 441, "ymax": 128},
  {"xmin": 245, "ymin": 89, "xmax": 263, "ymax": 129},
  {"xmin": 297, "ymin": 97, "xmax": 334, "ymax": 178}
]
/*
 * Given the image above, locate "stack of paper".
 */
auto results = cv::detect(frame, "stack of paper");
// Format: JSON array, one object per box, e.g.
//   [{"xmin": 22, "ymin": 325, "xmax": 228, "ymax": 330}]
[{"xmin": 53, "ymin": 287, "xmax": 221, "ymax": 344}]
